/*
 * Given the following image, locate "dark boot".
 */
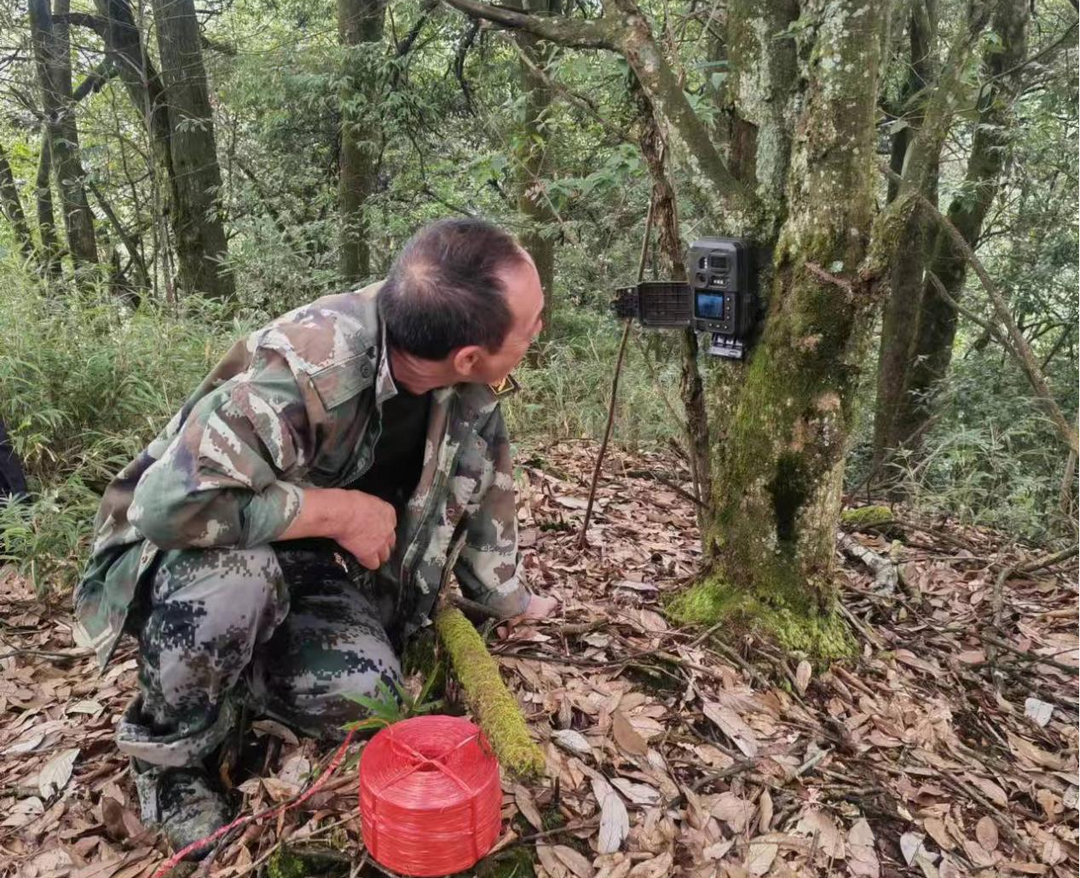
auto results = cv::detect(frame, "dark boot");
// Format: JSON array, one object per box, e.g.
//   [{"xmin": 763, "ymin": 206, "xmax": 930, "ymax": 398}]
[{"xmin": 132, "ymin": 761, "xmax": 232, "ymax": 857}]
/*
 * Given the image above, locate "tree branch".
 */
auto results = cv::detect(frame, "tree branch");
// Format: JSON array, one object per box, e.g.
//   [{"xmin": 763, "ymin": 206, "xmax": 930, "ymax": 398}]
[
  {"xmin": 52, "ymin": 12, "xmax": 109, "ymax": 38},
  {"xmin": 441, "ymin": 0, "xmax": 621, "ymax": 49},
  {"xmin": 73, "ymin": 58, "xmax": 117, "ymax": 101},
  {"xmin": 509, "ymin": 38, "xmax": 634, "ymax": 144},
  {"xmin": 442, "ymin": 0, "xmax": 758, "ymax": 221}
]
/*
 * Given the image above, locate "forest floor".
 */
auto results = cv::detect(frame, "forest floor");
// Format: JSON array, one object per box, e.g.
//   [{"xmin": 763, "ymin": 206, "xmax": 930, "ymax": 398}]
[{"xmin": 0, "ymin": 442, "xmax": 1077, "ymax": 878}]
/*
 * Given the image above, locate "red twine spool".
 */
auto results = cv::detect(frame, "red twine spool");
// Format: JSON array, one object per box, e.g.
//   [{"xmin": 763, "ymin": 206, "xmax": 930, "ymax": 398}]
[{"xmin": 359, "ymin": 715, "xmax": 502, "ymax": 877}]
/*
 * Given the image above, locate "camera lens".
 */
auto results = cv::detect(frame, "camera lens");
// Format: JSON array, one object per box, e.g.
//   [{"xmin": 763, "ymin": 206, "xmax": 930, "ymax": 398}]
[{"xmin": 709, "ymin": 255, "xmax": 728, "ymax": 270}]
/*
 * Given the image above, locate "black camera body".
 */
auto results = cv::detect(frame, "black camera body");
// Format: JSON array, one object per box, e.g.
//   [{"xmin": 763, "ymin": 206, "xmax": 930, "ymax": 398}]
[{"xmin": 612, "ymin": 236, "xmax": 759, "ymax": 360}]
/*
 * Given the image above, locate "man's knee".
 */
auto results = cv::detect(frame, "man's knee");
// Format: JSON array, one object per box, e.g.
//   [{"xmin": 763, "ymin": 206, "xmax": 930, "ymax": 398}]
[
  {"xmin": 259, "ymin": 635, "xmax": 403, "ymax": 737},
  {"xmin": 141, "ymin": 545, "xmax": 288, "ymax": 713}
]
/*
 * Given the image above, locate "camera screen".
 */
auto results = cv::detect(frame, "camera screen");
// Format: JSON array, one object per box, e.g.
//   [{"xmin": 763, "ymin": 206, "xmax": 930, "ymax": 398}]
[{"xmin": 696, "ymin": 293, "xmax": 725, "ymax": 320}]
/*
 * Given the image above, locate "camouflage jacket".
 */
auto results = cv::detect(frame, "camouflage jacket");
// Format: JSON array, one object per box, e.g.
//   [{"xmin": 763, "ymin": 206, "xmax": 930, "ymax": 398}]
[{"xmin": 74, "ymin": 282, "xmax": 530, "ymax": 667}]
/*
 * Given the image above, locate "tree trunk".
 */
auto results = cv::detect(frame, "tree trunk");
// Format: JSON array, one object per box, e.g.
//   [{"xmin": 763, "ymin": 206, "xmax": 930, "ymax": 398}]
[
  {"xmin": 682, "ymin": 0, "xmax": 891, "ymax": 656},
  {"xmin": 0, "ymin": 143, "xmax": 36, "ymax": 261},
  {"xmin": 894, "ymin": 0, "xmax": 1030, "ymax": 450},
  {"xmin": 871, "ymin": 3, "xmax": 939, "ymax": 472},
  {"xmin": 28, "ymin": 0, "xmax": 98, "ymax": 275},
  {"xmin": 34, "ymin": 133, "xmax": 63, "ymax": 278},
  {"xmin": 514, "ymin": 0, "xmax": 560, "ymax": 315},
  {"xmin": 151, "ymin": 0, "xmax": 234, "ymax": 299},
  {"xmin": 337, "ymin": 0, "xmax": 385, "ymax": 284},
  {"xmin": 93, "ymin": 0, "xmax": 177, "ymax": 206}
]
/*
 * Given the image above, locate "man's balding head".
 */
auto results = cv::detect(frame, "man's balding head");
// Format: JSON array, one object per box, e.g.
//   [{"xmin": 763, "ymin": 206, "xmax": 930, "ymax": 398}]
[{"xmin": 378, "ymin": 218, "xmax": 533, "ymax": 361}]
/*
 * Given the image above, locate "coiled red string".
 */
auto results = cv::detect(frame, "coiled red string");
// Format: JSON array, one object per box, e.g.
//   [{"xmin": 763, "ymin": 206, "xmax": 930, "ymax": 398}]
[{"xmin": 360, "ymin": 716, "xmax": 502, "ymax": 877}]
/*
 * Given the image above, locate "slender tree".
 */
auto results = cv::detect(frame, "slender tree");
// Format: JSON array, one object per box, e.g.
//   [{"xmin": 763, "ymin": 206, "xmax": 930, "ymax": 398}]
[
  {"xmin": 34, "ymin": 133, "xmax": 62, "ymax": 278},
  {"xmin": 337, "ymin": 0, "xmax": 386, "ymax": 284},
  {"xmin": 150, "ymin": 0, "xmax": 234, "ymax": 299},
  {"xmin": 872, "ymin": 2, "xmax": 943, "ymax": 471},
  {"xmin": 513, "ymin": 0, "xmax": 561, "ymax": 311},
  {"xmin": 28, "ymin": 0, "xmax": 98, "ymax": 273},
  {"xmin": 0, "ymin": 143, "xmax": 36, "ymax": 261},
  {"xmin": 893, "ymin": 0, "xmax": 1031, "ymax": 451}
]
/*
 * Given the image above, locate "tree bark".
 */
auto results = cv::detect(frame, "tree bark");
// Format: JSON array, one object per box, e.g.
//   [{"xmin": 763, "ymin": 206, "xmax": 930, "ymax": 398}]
[
  {"xmin": 721, "ymin": 0, "xmax": 799, "ymax": 218},
  {"xmin": 28, "ymin": 0, "xmax": 98, "ymax": 275},
  {"xmin": 0, "ymin": 143, "xmax": 36, "ymax": 261},
  {"xmin": 151, "ymin": 0, "xmax": 234, "ymax": 299},
  {"xmin": 895, "ymin": 0, "xmax": 1031, "ymax": 449},
  {"xmin": 337, "ymin": 0, "xmax": 385, "ymax": 284},
  {"xmin": 514, "ymin": 0, "xmax": 560, "ymax": 318}
]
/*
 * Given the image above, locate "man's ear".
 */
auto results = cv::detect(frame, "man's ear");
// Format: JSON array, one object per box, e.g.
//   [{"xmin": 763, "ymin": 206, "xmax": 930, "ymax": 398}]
[{"xmin": 451, "ymin": 345, "xmax": 483, "ymax": 378}]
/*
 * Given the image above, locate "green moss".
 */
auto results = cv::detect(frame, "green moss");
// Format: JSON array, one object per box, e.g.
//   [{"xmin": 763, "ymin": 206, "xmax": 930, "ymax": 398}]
[
  {"xmin": 266, "ymin": 847, "xmax": 306, "ymax": 878},
  {"xmin": 668, "ymin": 578, "xmax": 854, "ymax": 665},
  {"xmin": 840, "ymin": 505, "xmax": 893, "ymax": 529},
  {"xmin": 435, "ymin": 607, "xmax": 546, "ymax": 779}
]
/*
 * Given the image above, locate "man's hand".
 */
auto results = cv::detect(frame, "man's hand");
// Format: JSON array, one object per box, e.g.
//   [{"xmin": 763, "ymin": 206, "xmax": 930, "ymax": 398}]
[
  {"xmin": 330, "ymin": 492, "xmax": 397, "ymax": 569},
  {"xmin": 517, "ymin": 593, "xmax": 558, "ymax": 621},
  {"xmin": 279, "ymin": 487, "xmax": 396, "ymax": 569}
]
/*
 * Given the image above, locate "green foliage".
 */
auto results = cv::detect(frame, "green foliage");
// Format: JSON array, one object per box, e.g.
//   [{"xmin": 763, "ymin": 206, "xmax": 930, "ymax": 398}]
[
  {"xmin": 0, "ymin": 264, "xmax": 243, "ymax": 593},
  {"xmin": 342, "ymin": 665, "xmax": 444, "ymax": 733}
]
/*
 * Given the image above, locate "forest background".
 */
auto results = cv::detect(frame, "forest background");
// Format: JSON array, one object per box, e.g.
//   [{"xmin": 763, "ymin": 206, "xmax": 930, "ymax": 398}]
[{"xmin": 0, "ymin": 0, "xmax": 1075, "ymax": 635}]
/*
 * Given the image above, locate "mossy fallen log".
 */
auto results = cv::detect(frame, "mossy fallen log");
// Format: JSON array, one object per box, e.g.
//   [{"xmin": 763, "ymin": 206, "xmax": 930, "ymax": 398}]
[{"xmin": 434, "ymin": 606, "xmax": 546, "ymax": 780}]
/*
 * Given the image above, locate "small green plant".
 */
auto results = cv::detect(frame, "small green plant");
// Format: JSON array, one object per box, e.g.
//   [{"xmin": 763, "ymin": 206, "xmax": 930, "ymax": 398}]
[{"xmin": 342, "ymin": 664, "xmax": 444, "ymax": 733}]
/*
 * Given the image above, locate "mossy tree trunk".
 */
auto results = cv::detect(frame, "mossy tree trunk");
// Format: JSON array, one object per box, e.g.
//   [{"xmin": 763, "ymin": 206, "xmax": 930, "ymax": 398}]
[
  {"xmin": 337, "ymin": 0, "xmax": 385, "ymax": 285},
  {"xmin": 685, "ymin": 0, "xmax": 890, "ymax": 654},
  {"xmin": 872, "ymin": 2, "xmax": 940, "ymax": 473},
  {"xmin": 151, "ymin": 0, "xmax": 234, "ymax": 299},
  {"xmin": 872, "ymin": 3, "xmax": 995, "ymax": 473}
]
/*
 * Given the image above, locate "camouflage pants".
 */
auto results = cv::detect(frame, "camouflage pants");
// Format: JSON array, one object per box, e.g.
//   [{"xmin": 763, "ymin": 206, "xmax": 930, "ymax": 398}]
[{"xmin": 116, "ymin": 539, "xmax": 402, "ymax": 768}]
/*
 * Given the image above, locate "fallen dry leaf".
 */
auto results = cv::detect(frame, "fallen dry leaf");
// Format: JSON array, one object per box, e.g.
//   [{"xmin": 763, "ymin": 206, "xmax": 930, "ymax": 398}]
[
  {"xmin": 612, "ymin": 710, "xmax": 648, "ymax": 757},
  {"xmin": 37, "ymin": 747, "xmax": 79, "ymax": 799},
  {"xmin": 702, "ymin": 702, "xmax": 759, "ymax": 758},
  {"xmin": 553, "ymin": 844, "xmax": 594, "ymax": 878},
  {"xmin": 592, "ymin": 776, "xmax": 629, "ymax": 855},
  {"xmin": 847, "ymin": 818, "xmax": 880, "ymax": 878},
  {"xmin": 975, "ymin": 815, "xmax": 999, "ymax": 852},
  {"xmin": 745, "ymin": 841, "xmax": 777, "ymax": 875}
]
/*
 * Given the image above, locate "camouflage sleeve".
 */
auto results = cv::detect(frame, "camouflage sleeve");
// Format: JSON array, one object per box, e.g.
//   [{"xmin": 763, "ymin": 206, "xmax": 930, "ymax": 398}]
[
  {"xmin": 454, "ymin": 405, "xmax": 531, "ymax": 617},
  {"xmin": 128, "ymin": 348, "xmax": 312, "ymax": 550}
]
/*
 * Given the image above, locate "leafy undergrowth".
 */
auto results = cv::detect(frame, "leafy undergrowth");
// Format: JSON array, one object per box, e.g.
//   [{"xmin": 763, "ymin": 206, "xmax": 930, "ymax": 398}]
[{"xmin": 0, "ymin": 442, "xmax": 1076, "ymax": 878}]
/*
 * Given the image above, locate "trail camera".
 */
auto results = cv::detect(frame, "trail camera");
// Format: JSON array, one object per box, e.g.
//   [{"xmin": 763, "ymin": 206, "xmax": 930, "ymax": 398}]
[{"xmin": 613, "ymin": 237, "xmax": 759, "ymax": 360}]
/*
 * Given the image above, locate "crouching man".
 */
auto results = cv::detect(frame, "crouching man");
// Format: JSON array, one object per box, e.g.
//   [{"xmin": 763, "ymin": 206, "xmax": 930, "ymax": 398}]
[{"xmin": 73, "ymin": 218, "xmax": 557, "ymax": 853}]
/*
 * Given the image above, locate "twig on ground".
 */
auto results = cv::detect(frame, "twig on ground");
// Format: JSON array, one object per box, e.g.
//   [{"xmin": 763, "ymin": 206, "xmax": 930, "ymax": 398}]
[{"xmin": 980, "ymin": 634, "xmax": 1079, "ymax": 677}]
